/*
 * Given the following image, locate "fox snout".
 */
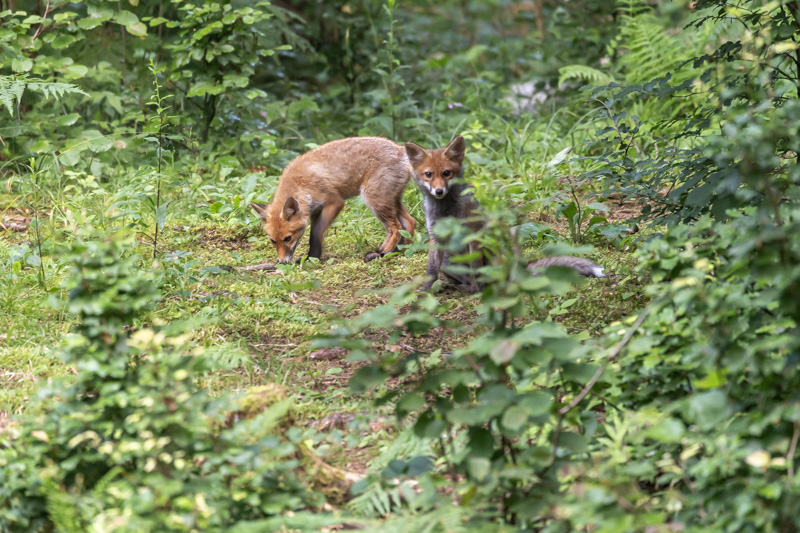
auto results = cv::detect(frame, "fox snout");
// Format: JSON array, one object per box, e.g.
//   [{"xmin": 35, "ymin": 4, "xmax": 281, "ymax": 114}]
[
  {"xmin": 431, "ymin": 183, "xmax": 448, "ymax": 199},
  {"xmin": 274, "ymin": 234, "xmax": 302, "ymax": 264},
  {"xmin": 276, "ymin": 252, "xmax": 293, "ymax": 265}
]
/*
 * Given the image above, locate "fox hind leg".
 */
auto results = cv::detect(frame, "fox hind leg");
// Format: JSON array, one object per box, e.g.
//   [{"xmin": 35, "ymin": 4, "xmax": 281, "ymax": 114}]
[
  {"xmin": 397, "ymin": 204, "xmax": 417, "ymax": 245},
  {"xmin": 376, "ymin": 207, "xmax": 403, "ymax": 255},
  {"xmin": 361, "ymin": 189, "xmax": 404, "ymax": 259}
]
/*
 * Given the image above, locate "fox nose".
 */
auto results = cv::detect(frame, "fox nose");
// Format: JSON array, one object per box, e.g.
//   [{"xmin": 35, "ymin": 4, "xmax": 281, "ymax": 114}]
[{"xmin": 434, "ymin": 188, "xmax": 444, "ymax": 196}]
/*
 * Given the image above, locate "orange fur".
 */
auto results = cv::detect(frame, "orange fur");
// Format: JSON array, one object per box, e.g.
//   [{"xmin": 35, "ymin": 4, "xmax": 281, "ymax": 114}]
[{"xmin": 251, "ymin": 137, "xmax": 417, "ymax": 263}]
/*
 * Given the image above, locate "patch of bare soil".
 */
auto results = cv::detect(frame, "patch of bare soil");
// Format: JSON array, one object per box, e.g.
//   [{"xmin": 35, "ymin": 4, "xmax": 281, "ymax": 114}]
[
  {"xmin": 174, "ymin": 225, "xmax": 255, "ymax": 253},
  {"xmin": 603, "ymin": 196, "xmax": 647, "ymax": 224}
]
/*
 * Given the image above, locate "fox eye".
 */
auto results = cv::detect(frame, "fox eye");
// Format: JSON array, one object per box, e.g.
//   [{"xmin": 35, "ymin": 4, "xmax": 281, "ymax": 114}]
[
  {"xmin": 269, "ymin": 238, "xmax": 276, "ymax": 244},
  {"xmin": 424, "ymin": 171, "xmax": 432, "ymax": 178},
  {"xmin": 283, "ymin": 235, "xmax": 291, "ymax": 243},
  {"xmin": 443, "ymin": 170, "xmax": 451, "ymax": 177}
]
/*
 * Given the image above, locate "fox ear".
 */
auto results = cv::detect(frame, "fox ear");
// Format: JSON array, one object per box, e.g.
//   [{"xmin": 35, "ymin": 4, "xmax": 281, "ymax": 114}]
[
  {"xmin": 250, "ymin": 202, "xmax": 269, "ymax": 220},
  {"xmin": 405, "ymin": 142, "xmax": 428, "ymax": 167},
  {"xmin": 444, "ymin": 136, "xmax": 466, "ymax": 164},
  {"xmin": 282, "ymin": 196, "xmax": 300, "ymax": 220}
]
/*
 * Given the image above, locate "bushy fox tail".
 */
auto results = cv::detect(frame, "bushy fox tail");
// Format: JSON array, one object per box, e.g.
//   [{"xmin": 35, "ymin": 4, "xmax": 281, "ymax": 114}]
[{"xmin": 527, "ymin": 256, "xmax": 606, "ymax": 278}]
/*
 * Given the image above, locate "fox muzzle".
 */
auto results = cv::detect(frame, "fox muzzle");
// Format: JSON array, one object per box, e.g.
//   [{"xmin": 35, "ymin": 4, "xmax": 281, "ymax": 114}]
[{"xmin": 276, "ymin": 236, "xmax": 302, "ymax": 264}]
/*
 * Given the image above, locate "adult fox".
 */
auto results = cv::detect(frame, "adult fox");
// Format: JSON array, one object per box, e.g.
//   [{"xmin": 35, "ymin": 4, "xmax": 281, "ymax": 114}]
[
  {"xmin": 404, "ymin": 136, "xmax": 605, "ymax": 292},
  {"xmin": 251, "ymin": 137, "xmax": 417, "ymax": 264}
]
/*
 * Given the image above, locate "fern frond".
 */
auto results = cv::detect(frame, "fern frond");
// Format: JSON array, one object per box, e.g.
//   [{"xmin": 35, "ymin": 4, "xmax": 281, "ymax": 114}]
[
  {"xmin": 369, "ymin": 426, "xmax": 434, "ymax": 471},
  {"xmin": 0, "ymin": 78, "xmax": 25, "ymax": 117},
  {"xmin": 558, "ymin": 65, "xmax": 614, "ymax": 88},
  {"xmin": 91, "ymin": 466, "xmax": 124, "ymax": 501},
  {"xmin": 40, "ymin": 475, "xmax": 85, "ymax": 533},
  {"xmin": 374, "ymin": 504, "xmax": 481, "ymax": 533},
  {"xmin": 204, "ymin": 343, "xmax": 253, "ymax": 370},
  {"xmin": 0, "ymin": 75, "xmax": 87, "ymax": 117}
]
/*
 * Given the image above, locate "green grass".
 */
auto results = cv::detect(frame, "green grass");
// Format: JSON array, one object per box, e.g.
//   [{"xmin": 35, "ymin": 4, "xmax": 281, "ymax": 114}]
[{"xmin": 0, "ymin": 189, "xmax": 648, "ymax": 472}]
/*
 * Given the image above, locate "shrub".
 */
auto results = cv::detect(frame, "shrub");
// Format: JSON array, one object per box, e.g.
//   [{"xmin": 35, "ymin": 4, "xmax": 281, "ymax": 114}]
[{"xmin": 0, "ymin": 232, "xmax": 326, "ymax": 532}]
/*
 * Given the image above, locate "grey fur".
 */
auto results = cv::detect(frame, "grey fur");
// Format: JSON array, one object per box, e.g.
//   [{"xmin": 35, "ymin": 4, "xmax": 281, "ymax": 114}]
[
  {"xmin": 527, "ymin": 256, "xmax": 605, "ymax": 278},
  {"xmin": 408, "ymin": 138, "xmax": 606, "ymax": 292},
  {"xmin": 415, "ymin": 167, "xmax": 483, "ymax": 291}
]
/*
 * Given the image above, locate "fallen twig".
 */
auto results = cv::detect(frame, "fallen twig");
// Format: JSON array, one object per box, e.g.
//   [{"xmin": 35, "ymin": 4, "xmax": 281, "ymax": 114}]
[
  {"xmin": 0, "ymin": 222, "xmax": 28, "ymax": 232},
  {"xmin": 216, "ymin": 262, "xmax": 277, "ymax": 273}
]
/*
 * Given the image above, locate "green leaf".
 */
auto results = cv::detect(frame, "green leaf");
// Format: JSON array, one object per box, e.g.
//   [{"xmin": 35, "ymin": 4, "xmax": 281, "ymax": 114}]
[
  {"xmin": 114, "ymin": 11, "xmax": 139, "ymax": 26},
  {"xmin": 80, "ymin": 130, "xmax": 113, "ymax": 152},
  {"xmin": 692, "ymin": 370, "xmax": 727, "ymax": 390},
  {"xmin": 686, "ymin": 181, "xmax": 715, "ymax": 207},
  {"xmin": 126, "ymin": 22, "xmax": 147, "ymax": 37},
  {"xmin": 57, "ymin": 113, "xmax": 81, "ymax": 126},
  {"xmin": 59, "ymin": 149, "xmax": 82, "ymax": 167},
  {"xmin": 644, "ymin": 418, "xmax": 685, "ymax": 443},
  {"xmin": 406, "ymin": 456, "xmax": 433, "ymax": 476},
  {"xmin": 156, "ymin": 202, "xmax": 168, "ymax": 231},
  {"xmin": 79, "ymin": 8, "xmax": 114, "ymax": 30},
  {"xmin": 413, "ymin": 410, "xmax": 445, "ymax": 439},
  {"xmin": 223, "ymin": 74, "xmax": 249, "ymax": 89},
  {"xmin": 397, "ymin": 393, "xmax": 425, "ymax": 417},
  {"xmin": 686, "ymin": 390, "xmax": 729, "ymax": 431},
  {"xmin": 518, "ymin": 391, "xmax": 553, "ymax": 417},
  {"xmin": 63, "ymin": 64, "xmax": 88, "ymax": 79},
  {"xmin": 11, "ymin": 58, "xmax": 32, "ymax": 72},
  {"xmin": 467, "ymin": 457, "xmax": 490, "ymax": 481},
  {"xmin": 489, "ymin": 339, "xmax": 519, "ymax": 365},
  {"xmin": 467, "ymin": 427, "xmax": 494, "ymax": 458},
  {"xmin": 51, "ymin": 34, "xmax": 76, "ymax": 49},
  {"xmin": 30, "ymin": 139, "xmax": 52, "ymax": 153},
  {"xmin": 558, "ymin": 432, "xmax": 587, "ymax": 453},
  {"xmin": 187, "ymin": 82, "xmax": 223, "ymax": 98},
  {"xmin": 547, "ymin": 146, "xmax": 573, "ymax": 167},
  {"xmin": 501, "ymin": 406, "xmax": 528, "ymax": 432}
]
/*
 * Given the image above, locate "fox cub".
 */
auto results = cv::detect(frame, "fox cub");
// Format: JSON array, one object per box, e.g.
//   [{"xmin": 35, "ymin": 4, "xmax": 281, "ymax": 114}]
[
  {"xmin": 251, "ymin": 137, "xmax": 417, "ymax": 264},
  {"xmin": 404, "ymin": 136, "xmax": 605, "ymax": 292}
]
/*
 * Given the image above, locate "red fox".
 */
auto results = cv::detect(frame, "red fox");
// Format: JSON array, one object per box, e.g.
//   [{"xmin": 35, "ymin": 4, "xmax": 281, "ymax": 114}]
[
  {"xmin": 251, "ymin": 137, "xmax": 417, "ymax": 264},
  {"xmin": 404, "ymin": 136, "xmax": 605, "ymax": 292}
]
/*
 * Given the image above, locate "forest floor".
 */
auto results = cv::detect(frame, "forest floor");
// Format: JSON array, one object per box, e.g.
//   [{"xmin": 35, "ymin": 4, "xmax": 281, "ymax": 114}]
[{"xmin": 0, "ymin": 195, "xmax": 648, "ymax": 478}]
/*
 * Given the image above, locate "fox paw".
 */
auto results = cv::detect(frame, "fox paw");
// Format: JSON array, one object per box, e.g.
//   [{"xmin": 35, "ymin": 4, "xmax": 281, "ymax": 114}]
[{"xmin": 364, "ymin": 251, "xmax": 382, "ymax": 263}]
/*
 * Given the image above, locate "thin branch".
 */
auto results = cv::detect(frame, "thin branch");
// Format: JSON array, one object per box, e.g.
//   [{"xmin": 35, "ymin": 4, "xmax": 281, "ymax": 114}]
[
  {"xmin": 788, "ymin": 421, "xmax": 799, "ymax": 480},
  {"xmin": 558, "ymin": 307, "xmax": 651, "ymax": 416},
  {"xmin": 31, "ymin": 0, "xmax": 51, "ymax": 40}
]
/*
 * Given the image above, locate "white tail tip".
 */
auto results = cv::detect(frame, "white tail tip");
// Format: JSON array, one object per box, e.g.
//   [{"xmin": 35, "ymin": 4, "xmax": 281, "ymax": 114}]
[{"xmin": 591, "ymin": 267, "xmax": 606, "ymax": 278}]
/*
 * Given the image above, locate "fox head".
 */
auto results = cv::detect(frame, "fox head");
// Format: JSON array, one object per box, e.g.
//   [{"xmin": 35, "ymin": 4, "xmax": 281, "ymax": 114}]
[
  {"xmin": 250, "ymin": 196, "xmax": 307, "ymax": 264},
  {"xmin": 404, "ymin": 136, "xmax": 466, "ymax": 199}
]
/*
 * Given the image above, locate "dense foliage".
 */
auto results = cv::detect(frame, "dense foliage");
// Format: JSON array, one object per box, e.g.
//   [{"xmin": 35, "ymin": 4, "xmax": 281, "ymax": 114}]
[{"xmin": 2, "ymin": 0, "xmax": 800, "ymax": 531}]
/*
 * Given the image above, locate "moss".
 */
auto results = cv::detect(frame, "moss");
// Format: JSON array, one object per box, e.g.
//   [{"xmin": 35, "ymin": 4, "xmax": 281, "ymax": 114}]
[{"xmin": 237, "ymin": 383, "xmax": 289, "ymax": 418}]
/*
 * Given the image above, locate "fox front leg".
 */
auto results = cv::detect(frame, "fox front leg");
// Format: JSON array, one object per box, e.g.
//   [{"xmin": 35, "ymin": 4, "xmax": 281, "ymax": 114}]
[
  {"xmin": 422, "ymin": 247, "xmax": 444, "ymax": 291},
  {"xmin": 308, "ymin": 199, "xmax": 344, "ymax": 261}
]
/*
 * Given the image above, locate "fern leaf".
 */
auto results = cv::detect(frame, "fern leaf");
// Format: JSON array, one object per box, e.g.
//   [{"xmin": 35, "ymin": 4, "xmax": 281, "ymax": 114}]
[
  {"xmin": 0, "ymin": 75, "xmax": 87, "ymax": 117},
  {"xmin": 558, "ymin": 65, "xmax": 614, "ymax": 88},
  {"xmin": 0, "ymin": 77, "xmax": 25, "ymax": 116}
]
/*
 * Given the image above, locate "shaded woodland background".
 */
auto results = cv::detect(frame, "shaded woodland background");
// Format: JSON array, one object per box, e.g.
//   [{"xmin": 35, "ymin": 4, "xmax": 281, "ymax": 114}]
[{"xmin": 2, "ymin": 1, "xmax": 800, "ymax": 531}]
